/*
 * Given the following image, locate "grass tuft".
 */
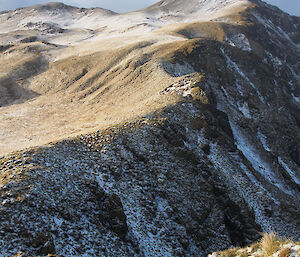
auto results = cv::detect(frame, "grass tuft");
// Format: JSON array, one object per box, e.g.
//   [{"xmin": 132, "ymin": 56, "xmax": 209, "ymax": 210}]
[
  {"xmin": 210, "ymin": 232, "xmax": 299, "ymax": 257},
  {"xmin": 219, "ymin": 248, "xmax": 240, "ymax": 257},
  {"xmin": 249, "ymin": 242, "xmax": 260, "ymax": 254},
  {"xmin": 260, "ymin": 231, "xmax": 281, "ymax": 257},
  {"xmin": 278, "ymin": 247, "xmax": 291, "ymax": 257},
  {"xmin": 238, "ymin": 249, "xmax": 248, "ymax": 257}
]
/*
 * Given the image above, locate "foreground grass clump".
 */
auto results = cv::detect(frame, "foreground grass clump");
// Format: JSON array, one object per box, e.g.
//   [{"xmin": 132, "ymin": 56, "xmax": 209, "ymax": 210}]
[
  {"xmin": 260, "ymin": 231, "xmax": 282, "ymax": 256},
  {"xmin": 209, "ymin": 232, "xmax": 299, "ymax": 257}
]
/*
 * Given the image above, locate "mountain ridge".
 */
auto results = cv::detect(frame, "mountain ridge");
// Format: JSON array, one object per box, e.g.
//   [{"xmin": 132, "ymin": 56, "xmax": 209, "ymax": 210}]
[{"xmin": 0, "ymin": 0, "xmax": 299, "ymax": 256}]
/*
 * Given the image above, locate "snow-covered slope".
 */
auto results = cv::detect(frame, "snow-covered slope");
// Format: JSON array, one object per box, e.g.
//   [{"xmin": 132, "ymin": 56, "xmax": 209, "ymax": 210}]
[
  {"xmin": 145, "ymin": 0, "xmax": 251, "ymax": 20},
  {"xmin": 0, "ymin": 0, "xmax": 252, "ymax": 45},
  {"xmin": 0, "ymin": 2, "xmax": 116, "ymax": 33}
]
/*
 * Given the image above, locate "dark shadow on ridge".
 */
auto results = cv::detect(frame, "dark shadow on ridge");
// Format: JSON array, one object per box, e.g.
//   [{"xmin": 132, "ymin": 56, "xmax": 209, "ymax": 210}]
[{"xmin": 0, "ymin": 77, "xmax": 40, "ymax": 107}]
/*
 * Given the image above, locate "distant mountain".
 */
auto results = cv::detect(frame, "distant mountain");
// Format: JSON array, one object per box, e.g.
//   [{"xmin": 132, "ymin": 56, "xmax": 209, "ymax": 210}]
[
  {"xmin": 0, "ymin": 0, "xmax": 299, "ymax": 256},
  {"xmin": 145, "ymin": 0, "xmax": 249, "ymax": 15},
  {"xmin": 0, "ymin": 2, "xmax": 116, "ymax": 35}
]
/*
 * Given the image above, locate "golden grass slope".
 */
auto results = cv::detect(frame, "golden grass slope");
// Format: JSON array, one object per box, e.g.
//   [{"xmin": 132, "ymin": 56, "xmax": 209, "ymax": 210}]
[
  {"xmin": 0, "ymin": 39, "xmax": 186, "ymax": 156},
  {"xmin": 0, "ymin": 2, "xmax": 259, "ymax": 156}
]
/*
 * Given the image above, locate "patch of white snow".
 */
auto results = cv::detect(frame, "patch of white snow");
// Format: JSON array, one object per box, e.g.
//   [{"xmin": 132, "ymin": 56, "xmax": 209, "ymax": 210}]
[
  {"xmin": 220, "ymin": 48, "xmax": 265, "ymax": 103},
  {"xmin": 229, "ymin": 120, "xmax": 293, "ymax": 195},
  {"xmin": 226, "ymin": 33, "xmax": 251, "ymax": 51},
  {"xmin": 257, "ymin": 130, "xmax": 271, "ymax": 152},
  {"xmin": 237, "ymin": 101, "xmax": 251, "ymax": 118},
  {"xmin": 278, "ymin": 157, "xmax": 300, "ymax": 185}
]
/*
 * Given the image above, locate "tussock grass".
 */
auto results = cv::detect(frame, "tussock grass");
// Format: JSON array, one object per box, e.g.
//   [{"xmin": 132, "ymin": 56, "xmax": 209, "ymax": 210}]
[
  {"xmin": 260, "ymin": 231, "xmax": 281, "ymax": 257},
  {"xmin": 238, "ymin": 249, "xmax": 248, "ymax": 257},
  {"xmin": 249, "ymin": 242, "xmax": 260, "ymax": 254},
  {"xmin": 278, "ymin": 247, "xmax": 291, "ymax": 257},
  {"xmin": 211, "ymin": 232, "xmax": 298, "ymax": 257},
  {"xmin": 219, "ymin": 248, "xmax": 240, "ymax": 257}
]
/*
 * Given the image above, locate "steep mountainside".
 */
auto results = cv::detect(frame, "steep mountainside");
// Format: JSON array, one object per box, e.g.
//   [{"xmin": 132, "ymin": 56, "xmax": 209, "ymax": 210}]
[{"xmin": 0, "ymin": 0, "xmax": 299, "ymax": 256}]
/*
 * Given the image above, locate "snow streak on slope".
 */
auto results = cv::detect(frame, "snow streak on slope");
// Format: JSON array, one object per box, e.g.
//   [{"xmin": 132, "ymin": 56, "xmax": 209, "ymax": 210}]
[
  {"xmin": 221, "ymin": 48, "xmax": 265, "ymax": 103},
  {"xmin": 208, "ymin": 143, "xmax": 276, "ymax": 232},
  {"xmin": 229, "ymin": 121, "xmax": 293, "ymax": 196},
  {"xmin": 278, "ymin": 157, "xmax": 300, "ymax": 186}
]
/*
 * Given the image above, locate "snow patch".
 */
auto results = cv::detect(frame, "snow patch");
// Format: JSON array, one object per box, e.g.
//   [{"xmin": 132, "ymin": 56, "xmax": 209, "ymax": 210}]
[
  {"xmin": 292, "ymin": 94, "xmax": 300, "ymax": 104},
  {"xmin": 276, "ymin": 26, "xmax": 299, "ymax": 48},
  {"xmin": 278, "ymin": 157, "xmax": 300, "ymax": 185},
  {"xmin": 208, "ymin": 143, "xmax": 275, "ymax": 231},
  {"xmin": 288, "ymin": 65, "xmax": 300, "ymax": 82},
  {"xmin": 229, "ymin": 120, "xmax": 293, "ymax": 195},
  {"xmin": 257, "ymin": 130, "xmax": 271, "ymax": 152},
  {"xmin": 123, "ymin": 195, "xmax": 174, "ymax": 257},
  {"xmin": 237, "ymin": 101, "xmax": 251, "ymax": 118},
  {"xmin": 265, "ymin": 51, "xmax": 282, "ymax": 72},
  {"xmin": 54, "ymin": 216, "xmax": 64, "ymax": 226},
  {"xmin": 221, "ymin": 48, "xmax": 265, "ymax": 103},
  {"xmin": 226, "ymin": 33, "xmax": 251, "ymax": 51}
]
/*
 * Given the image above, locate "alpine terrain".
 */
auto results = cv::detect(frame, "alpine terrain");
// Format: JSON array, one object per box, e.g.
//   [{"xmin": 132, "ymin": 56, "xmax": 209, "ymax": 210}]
[{"xmin": 0, "ymin": 0, "xmax": 299, "ymax": 256}]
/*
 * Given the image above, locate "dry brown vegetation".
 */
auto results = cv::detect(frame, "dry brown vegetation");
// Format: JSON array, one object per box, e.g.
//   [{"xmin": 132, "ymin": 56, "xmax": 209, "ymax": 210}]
[
  {"xmin": 210, "ymin": 232, "xmax": 299, "ymax": 257},
  {"xmin": 0, "ymin": 39, "xmax": 181, "ymax": 155},
  {"xmin": 260, "ymin": 232, "xmax": 281, "ymax": 256},
  {"xmin": 158, "ymin": 21, "xmax": 227, "ymax": 41},
  {"xmin": 0, "ymin": 33, "xmax": 219, "ymax": 156},
  {"xmin": 0, "ymin": 0, "xmax": 258, "ymax": 157},
  {"xmin": 278, "ymin": 247, "xmax": 292, "ymax": 257}
]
